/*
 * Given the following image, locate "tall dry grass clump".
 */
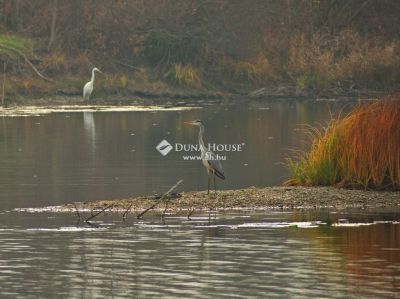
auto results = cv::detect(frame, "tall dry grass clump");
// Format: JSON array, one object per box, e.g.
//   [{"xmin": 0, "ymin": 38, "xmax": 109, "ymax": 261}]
[
  {"xmin": 287, "ymin": 97, "xmax": 400, "ymax": 190},
  {"xmin": 167, "ymin": 64, "xmax": 202, "ymax": 88}
]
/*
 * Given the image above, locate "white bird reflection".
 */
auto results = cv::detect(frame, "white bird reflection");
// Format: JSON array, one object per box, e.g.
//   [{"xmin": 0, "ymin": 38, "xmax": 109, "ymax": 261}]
[{"xmin": 83, "ymin": 112, "xmax": 96, "ymax": 155}]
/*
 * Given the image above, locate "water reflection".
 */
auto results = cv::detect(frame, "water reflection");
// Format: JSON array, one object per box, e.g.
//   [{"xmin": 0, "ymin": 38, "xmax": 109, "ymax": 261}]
[
  {"xmin": 0, "ymin": 100, "xmax": 353, "ymax": 209},
  {"xmin": 0, "ymin": 209, "xmax": 398, "ymax": 298},
  {"xmin": 83, "ymin": 112, "xmax": 96, "ymax": 154}
]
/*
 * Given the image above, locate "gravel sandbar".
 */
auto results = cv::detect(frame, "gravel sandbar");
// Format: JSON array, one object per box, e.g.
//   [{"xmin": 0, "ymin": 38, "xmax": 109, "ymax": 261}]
[{"xmin": 32, "ymin": 186, "xmax": 400, "ymax": 215}]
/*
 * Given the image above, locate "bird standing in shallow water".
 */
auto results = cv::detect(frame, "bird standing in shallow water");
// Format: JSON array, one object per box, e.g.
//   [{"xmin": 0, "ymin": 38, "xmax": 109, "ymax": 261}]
[
  {"xmin": 185, "ymin": 120, "xmax": 225, "ymax": 194},
  {"xmin": 83, "ymin": 67, "xmax": 102, "ymax": 103}
]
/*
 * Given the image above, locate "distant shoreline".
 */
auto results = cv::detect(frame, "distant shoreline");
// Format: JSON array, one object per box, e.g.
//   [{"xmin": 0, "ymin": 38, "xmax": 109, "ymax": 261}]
[
  {"xmin": 19, "ymin": 186, "xmax": 400, "ymax": 215},
  {"xmin": 1, "ymin": 86, "xmax": 391, "ymax": 109}
]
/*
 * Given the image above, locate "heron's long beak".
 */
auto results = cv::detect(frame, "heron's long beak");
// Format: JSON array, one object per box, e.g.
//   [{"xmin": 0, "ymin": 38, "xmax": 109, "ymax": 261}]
[{"xmin": 184, "ymin": 121, "xmax": 195, "ymax": 126}]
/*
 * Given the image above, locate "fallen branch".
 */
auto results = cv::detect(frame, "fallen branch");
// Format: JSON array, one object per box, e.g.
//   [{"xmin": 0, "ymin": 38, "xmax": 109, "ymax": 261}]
[
  {"xmin": 187, "ymin": 209, "xmax": 195, "ymax": 219},
  {"xmin": 161, "ymin": 192, "xmax": 183, "ymax": 217},
  {"xmin": 85, "ymin": 204, "xmax": 114, "ymax": 222},
  {"xmin": 73, "ymin": 203, "xmax": 81, "ymax": 220},
  {"xmin": 162, "ymin": 200, "xmax": 170, "ymax": 218},
  {"xmin": 0, "ymin": 45, "xmax": 54, "ymax": 82},
  {"xmin": 22, "ymin": 52, "xmax": 54, "ymax": 82},
  {"xmin": 137, "ymin": 179, "xmax": 183, "ymax": 219},
  {"xmin": 123, "ymin": 203, "xmax": 133, "ymax": 219}
]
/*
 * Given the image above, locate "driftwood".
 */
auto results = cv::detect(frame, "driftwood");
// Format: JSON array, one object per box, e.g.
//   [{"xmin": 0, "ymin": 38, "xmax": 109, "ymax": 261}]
[
  {"xmin": 162, "ymin": 200, "xmax": 170, "ymax": 218},
  {"xmin": 85, "ymin": 204, "xmax": 114, "ymax": 222},
  {"xmin": 187, "ymin": 209, "xmax": 195, "ymax": 220},
  {"xmin": 137, "ymin": 179, "xmax": 183, "ymax": 219},
  {"xmin": 122, "ymin": 203, "xmax": 133, "ymax": 219},
  {"xmin": 73, "ymin": 203, "xmax": 81, "ymax": 220}
]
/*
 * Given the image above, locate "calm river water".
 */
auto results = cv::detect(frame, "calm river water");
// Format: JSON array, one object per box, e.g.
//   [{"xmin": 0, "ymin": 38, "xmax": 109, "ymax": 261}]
[
  {"xmin": 0, "ymin": 100, "xmax": 399, "ymax": 298},
  {"xmin": 0, "ymin": 100, "xmax": 353, "ymax": 209}
]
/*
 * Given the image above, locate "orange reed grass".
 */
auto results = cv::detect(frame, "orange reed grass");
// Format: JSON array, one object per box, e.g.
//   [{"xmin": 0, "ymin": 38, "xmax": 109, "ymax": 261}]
[{"xmin": 287, "ymin": 97, "xmax": 400, "ymax": 190}]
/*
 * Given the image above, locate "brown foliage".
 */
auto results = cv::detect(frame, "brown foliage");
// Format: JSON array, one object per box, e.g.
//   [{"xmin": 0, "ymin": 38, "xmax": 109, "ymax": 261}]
[{"xmin": 0, "ymin": 0, "xmax": 400, "ymax": 90}]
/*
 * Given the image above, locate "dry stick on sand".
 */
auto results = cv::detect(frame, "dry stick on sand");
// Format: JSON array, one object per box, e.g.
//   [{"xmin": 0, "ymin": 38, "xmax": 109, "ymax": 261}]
[
  {"xmin": 85, "ymin": 204, "xmax": 114, "ymax": 222},
  {"xmin": 162, "ymin": 200, "xmax": 170, "ymax": 218},
  {"xmin": 137, "ymin": 179, "xmax": 183, "ymax": 219},
  {"xmin": 73, "ymin": 203, "xmax": 81, "ymax": 220},
  {"xmin": 161, "ymin": 194, "xmax": 179, "ymax": 217},
  {"xmin": 187, "ymin": 209, "xmax": 195, "ymax": 220},
  {"xmin": 122, "ymin": 203, "xmax": 133, "ymax": 219}
]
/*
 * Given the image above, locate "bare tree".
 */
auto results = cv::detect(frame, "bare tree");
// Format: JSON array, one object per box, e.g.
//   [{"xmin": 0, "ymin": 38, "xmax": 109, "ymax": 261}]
[{"xmin": 47, "ymin": 0, "xmax": 58, "ymax": 50}]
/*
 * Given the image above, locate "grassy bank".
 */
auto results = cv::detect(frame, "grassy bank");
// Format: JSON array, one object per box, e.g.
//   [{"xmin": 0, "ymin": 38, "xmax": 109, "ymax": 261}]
[
  {"xmin": 287, "ymin": 96, "xmax": 400, "ymax": 190},
  {"xmin": 1, "ymin": 30, "xmax": 400, "ymax": 105}
]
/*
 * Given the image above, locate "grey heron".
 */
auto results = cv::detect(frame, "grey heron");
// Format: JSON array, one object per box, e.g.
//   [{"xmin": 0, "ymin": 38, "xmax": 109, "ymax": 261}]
[
  {"xmin": 185, "ymin": 120, "xmax": 225, "ymax": 194},
  {"xmin": 83, "ymin": 67, "xmax": 102, "ymax": 103}
]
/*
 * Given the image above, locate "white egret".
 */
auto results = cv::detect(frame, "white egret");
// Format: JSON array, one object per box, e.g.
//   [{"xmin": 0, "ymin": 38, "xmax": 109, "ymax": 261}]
[
  {"xmin": 185, "ymin": 120, "xmax": 225, "ymax": 194},
  {"xmin": 83, "ymin": 67, "xmax": 102, "ymax": 103}
]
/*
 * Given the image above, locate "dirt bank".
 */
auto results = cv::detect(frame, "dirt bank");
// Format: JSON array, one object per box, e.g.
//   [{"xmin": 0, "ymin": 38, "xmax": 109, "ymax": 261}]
[{"xmin": 3, "ymin": 82, "xmax": 392, "ymax": 109}]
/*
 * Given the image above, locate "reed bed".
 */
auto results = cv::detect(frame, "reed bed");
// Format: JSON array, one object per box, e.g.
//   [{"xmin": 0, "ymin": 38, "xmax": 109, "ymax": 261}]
[{"xmin": 287, "ymin": 97, "xmax": 400, "ymax": 190}]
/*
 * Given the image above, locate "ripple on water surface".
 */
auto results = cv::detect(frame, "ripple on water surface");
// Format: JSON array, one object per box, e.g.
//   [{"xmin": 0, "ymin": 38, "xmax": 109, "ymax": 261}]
[{"xmin": 0, "ymin": 210, "xmax": 399, "ymax": 298}]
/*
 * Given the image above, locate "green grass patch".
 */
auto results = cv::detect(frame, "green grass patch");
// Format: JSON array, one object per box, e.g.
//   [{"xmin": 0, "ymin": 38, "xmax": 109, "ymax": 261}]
[{"xmin": 0, "ymin": 34, "xmax": 33, "ymax": 59}]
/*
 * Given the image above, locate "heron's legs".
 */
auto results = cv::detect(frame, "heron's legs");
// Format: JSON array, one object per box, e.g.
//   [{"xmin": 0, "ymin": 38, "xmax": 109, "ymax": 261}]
[
  {"xmin": 214, "ymin": 173, "xmax": 217, "ymax": 194},
  {"xmin": 207, "ymin": 173, "xmax": 210, "ymax": 194}
]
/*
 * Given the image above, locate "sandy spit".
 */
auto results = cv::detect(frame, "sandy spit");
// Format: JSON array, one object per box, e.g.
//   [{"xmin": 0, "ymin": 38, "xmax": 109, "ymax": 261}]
[{"xmin": 20, "ymin": 186, "xmax": 400, "ymax": 215}]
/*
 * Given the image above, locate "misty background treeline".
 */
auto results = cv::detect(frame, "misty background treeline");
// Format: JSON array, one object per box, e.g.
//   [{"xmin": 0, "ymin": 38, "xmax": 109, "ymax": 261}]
[{"xmin": 1, "ymin": 0, "xmax": 400, "ymax": 99}]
